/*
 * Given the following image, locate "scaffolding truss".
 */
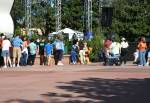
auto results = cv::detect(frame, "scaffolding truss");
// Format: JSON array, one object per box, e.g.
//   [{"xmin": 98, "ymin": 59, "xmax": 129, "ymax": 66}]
[
  {"xmin": 84, "ymin": 0, "xmax": 92, "ymax": 32},
  {"xmin": 55, "ymin": 0, "xmax": 61, "ymax": 32},
  {"xmin": 25, "ymin": 0, "xmax": 32, "ymax": 35}
]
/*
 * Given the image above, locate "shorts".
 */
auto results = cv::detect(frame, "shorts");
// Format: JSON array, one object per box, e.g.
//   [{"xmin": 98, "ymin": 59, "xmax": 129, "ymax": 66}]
[
  {"xmin": 46, "ymin": 54, "xmax": 52, "ymax": 57},
  {"xmin": 148, "ymin": 52, "xmax": 150, "ymax": 58},
  {"xmin": 13, "ymin": 47, "xmax": 21, "ymax": 58},
  {"xmin": 1, "ymin": 50, "xmax": 10, "ymax": 57}
]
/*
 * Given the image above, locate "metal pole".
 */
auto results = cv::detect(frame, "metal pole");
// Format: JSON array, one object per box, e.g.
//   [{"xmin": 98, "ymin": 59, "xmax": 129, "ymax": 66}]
[
  {"xmin": 89, "ymin": 0, "xmax": 92, "ymax": 32},
  {"xmin": 25, "ymin": 0, "xmax": 32, "ymax": 35},
  {"xmin": 85, "ymin": 0, "xmax": 92, "ymax": 32},
  {"xmin": 55, "ymin": 0, "xmax": 61, "ymax": 32}
]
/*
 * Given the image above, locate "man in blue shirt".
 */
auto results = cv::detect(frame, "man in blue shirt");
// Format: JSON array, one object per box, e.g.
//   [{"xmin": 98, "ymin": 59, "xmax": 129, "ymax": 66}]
[
  {"xmin": 12, "ymin": 35, "xmax": 23, "ymax": 67},
  {"xmin": 44, "ymin": 40, "xmax": 53, "ymax": 66},
  {"xmin": 53, "ymin": 35, "xmax": 64, "ymax": 65}
]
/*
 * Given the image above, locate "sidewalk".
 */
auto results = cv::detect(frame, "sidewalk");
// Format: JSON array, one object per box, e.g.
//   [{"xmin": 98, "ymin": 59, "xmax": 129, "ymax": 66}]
[
  {"xmin": 0, "ymin": 62, "xmax": 149, "ymax": 72},
  {"xmin": 0, "ymin": 62, "xmax": 150, "ymax": 103}
]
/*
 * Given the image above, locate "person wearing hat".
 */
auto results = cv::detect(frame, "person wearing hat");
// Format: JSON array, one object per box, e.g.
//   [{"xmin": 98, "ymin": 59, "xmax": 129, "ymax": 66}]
[{"xmin": 120, "ymin": 37, "xmax": 129, "ymax": 65}]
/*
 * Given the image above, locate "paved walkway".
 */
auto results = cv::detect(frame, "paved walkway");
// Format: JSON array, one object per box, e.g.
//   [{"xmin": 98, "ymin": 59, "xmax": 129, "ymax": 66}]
[{"xmin": 0, "ymin": 63, "xmax": 150, "ymax": 103}]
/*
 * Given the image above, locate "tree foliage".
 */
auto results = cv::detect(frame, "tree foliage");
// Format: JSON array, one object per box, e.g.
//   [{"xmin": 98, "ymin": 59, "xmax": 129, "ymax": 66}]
[
  {"xmin": 112, "ymin": 0, "xmax": 150, "ymax": 41},
  {"xmin": 11, "ymin": 0, "xmax": 25, "ymax": 28},
  {"xmin": 61, "ymin": 0, "xmax": 84, "ymax": 31},
  {"xmin": 11, "ymin": 0, "xmax": 150, "ymax": 41}
]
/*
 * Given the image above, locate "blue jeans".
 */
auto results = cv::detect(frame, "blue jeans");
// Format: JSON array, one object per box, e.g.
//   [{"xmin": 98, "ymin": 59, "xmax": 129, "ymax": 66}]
[
  {"xmin": 71, "ymin": 51, "xmax": 77, "ymax": 63},
  {"xmin": 20, "ymin": 52, "xmax": 28, "ymax": 66},
  {"xmin": 139, "ymin": 51, "xmax": 146, "ymax": 66}
]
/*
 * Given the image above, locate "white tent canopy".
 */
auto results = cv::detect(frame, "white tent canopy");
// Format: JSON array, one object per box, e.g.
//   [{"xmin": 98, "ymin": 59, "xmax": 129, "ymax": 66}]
[
  {"xmin": 61, "ymin": 28, "xmax": 76, "ymax": 40},
  {"xmin": 49, "ymin": 28, "xmax": 84, "ymax": 40},
  {"xmin": 61, "ymin": 28, "xmax": 76, "ymax": 34}
]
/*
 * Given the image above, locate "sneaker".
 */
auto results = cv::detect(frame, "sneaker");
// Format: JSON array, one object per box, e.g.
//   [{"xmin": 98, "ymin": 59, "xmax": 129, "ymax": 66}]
[
  {"xmin": 13, "ymin": 64, "xmax": 15, "ymax": 67},
  {"xmin": 73, "ymin": 62, "xmax": 76, "ymax": 65},
  {"xmin": 3, "ymin": 65, "xmax": 7, "ymax": 68},
  {"xmin": 57, "ymin": 62, "xmax": 64, "ymax": 66},
  {"xmin": 17, "ymin": 64, "xmax": 20, "ymax": 67},
  {"xmin": 10, "ymin": 65, "xmax": 13, "ymax": 67},
  {"xmin": 146, "ymin": 62, "xmax": 149, "ymax": 66}
]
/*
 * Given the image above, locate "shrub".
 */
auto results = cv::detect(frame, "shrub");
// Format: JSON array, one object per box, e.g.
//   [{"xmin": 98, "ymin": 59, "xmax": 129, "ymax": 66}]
[{"xmin": 87, "ymin": 28, "xmax": 105, "ymax": 62}]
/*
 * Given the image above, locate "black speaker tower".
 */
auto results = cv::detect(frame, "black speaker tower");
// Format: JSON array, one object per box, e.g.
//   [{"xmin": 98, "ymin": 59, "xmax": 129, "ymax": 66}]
[{"xmin": 101, "ymin": 7, "xmax": 113, "ymax": 27}]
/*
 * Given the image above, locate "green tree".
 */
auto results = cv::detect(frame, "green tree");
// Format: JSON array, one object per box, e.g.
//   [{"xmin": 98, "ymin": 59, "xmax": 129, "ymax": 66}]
[
  {"xmin": 112, "ymin": 0, "xmax": 150, "ymax": 41},
  {"xmin": 11, "ymin": 0, "xmax": 25, "ymax": 29},
  {"xmin": 62, "ymin": 0, "xmax": 84, "ymax": 31},
  {"xmin": 45, "ymin": 7, "xmax": 55, "ymax": 34},
  {"xmin": 31, "ymin": 2, "xmax": 48, "ymax": 33}
]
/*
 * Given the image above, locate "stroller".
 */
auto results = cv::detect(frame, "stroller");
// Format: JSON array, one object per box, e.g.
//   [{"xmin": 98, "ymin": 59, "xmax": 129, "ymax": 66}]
[
  {"xmin": 104, "ymin": 53, "xmax": 121, "ymax": 66},
  {"xmin": 99, "ymin": 48, "xmax": 121, "ymax": 66}
]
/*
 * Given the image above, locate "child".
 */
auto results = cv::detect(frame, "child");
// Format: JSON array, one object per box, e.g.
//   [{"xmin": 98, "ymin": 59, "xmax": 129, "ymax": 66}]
[
  {"xmin": 70, "ymin": 41, "xmax": 79, "ymax": 64},
  {"xmin": 20, "ymin": 46, "xmax": 28, "ymax": 66},
  {"xmin": 44, "ymin": 40, "xmax": 53, "ymax": 66},
  {"xmin": 133, "ymin": 49, "xmax": 139, "ymax": 64},
  {"xmin": 84, "ymin": 43, "xmax": 92, "ymax": 64},
  {"xmin": 20, "ymin": 37, "xmax": 28, "ymax": 66}
]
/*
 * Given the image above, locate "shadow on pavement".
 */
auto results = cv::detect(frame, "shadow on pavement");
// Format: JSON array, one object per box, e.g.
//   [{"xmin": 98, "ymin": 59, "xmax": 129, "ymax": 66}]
[{"xmin": 4, "ymin": 78, "xmax": 150, "ymax": 103}]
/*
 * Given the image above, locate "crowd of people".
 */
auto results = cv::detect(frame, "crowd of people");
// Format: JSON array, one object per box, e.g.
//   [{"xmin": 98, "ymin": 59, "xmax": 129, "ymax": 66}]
[
  {"xmin": 0, "ymin": 33, "xmax": 150, "ymax": 68},
  {"xmin": 0, "ymin": 34, "xmax": 65, "ymax": 68},
  {"xmin": 0, "ymin": 33, "xmax": 93, "ymax": 68},
  {"xmin": 103, "ymin": 36, "xmax": 150, "ymax": 66},
  {"xmin": 70, "ymin": 40, "xmax": 92, "ymax": 65}
]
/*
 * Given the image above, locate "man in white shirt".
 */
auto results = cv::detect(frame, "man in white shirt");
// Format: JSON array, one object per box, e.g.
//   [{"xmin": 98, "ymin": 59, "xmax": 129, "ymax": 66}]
[
  {"xmin": 1, "ymin": 36, "xmax": 12, "ymax": 68},
  {"xmin": 121, "ymin": 37, "xmax": 129, "ymax": 48},
  {"xmin": 120, "ymin": 37, "xmax": 129, "ymax": 65}
]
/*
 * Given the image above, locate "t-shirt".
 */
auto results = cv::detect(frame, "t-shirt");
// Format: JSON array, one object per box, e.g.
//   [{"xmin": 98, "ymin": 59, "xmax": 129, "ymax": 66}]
[
  {"xmin": 35, "ymin": 41, "xmax": 40, "ymax": 46},
  {"xmin": 53, "ymin": 40, "xmax": 64, "ymax": 51},
  {"xmin": 12, "ymin": 36, "xmax": 23, "ymax": 47},
  {"xmin": 44, "ymin": 43, "xmax": 53, "ymax": 55},
  {"xmin": 110, "ymin": 42, "xmax": 121, "ymax": 55},
  {"xmin": 23, "ymin": 41, "xmax": 28, "ymax": 47},
  {"xmin": 39, "ymin": 42, "xmax": 46, "ymax": 55},
  {"xmin": 121, "ymin": 41, "xmax": 129, "ymax": 48},
  {"xmin": 2, "ymin": 39, "xmax": 11, "ymax": 51},
  {"xmin": 138, "ymin": 42, "xmax": 147, "ymax": 51},
  {"xmin": 29, "ymin": 42, "xmax": 37, "ymax": 55},
  {"xmin": 22, "ymin": 41, "xmax": 28, "ymax": 54},
  {"xmin": 22, "ymin": 48, "xmax": 28, "ymax": 54},
  {"xmin": 71, "ymin": 45, "xmax": 78, "ymax": 53}
]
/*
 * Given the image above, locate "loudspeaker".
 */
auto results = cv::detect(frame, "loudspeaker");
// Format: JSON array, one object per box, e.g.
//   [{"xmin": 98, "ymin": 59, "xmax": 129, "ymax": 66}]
[{"xmin": 101, "ymin": 7, "xmax": 113, "ymax": 27}]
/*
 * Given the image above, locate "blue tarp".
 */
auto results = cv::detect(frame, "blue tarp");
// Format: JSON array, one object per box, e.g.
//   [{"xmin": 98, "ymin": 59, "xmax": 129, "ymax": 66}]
[{"xmin": 86, "ymin": 31, "xmax": 93, "ymax": 41}]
